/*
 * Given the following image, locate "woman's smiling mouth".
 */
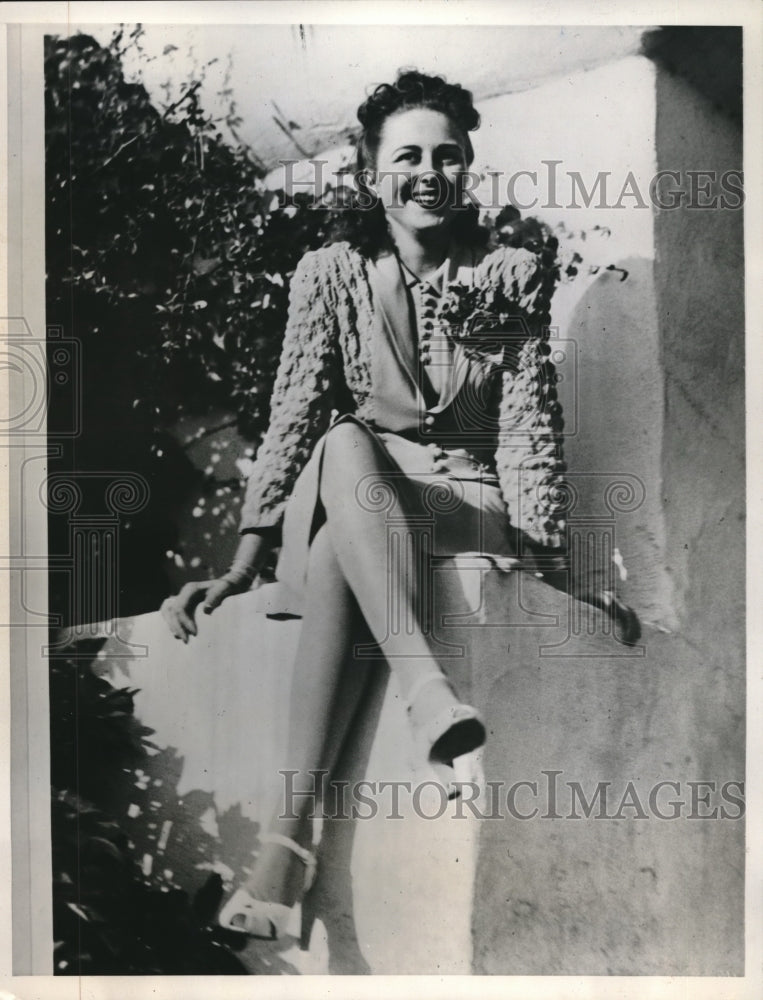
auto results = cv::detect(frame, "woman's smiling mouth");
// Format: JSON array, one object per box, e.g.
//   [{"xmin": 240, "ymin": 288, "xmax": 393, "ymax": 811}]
[{"xmin": 409, "ymin": 185, "xmax": 449, "ymax": 210}]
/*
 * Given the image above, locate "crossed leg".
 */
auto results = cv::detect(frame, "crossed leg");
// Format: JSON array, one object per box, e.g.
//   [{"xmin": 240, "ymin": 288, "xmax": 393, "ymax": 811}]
[{"xmin": 240, "ymin": 420, "xmax": 478, "ymax": 907}]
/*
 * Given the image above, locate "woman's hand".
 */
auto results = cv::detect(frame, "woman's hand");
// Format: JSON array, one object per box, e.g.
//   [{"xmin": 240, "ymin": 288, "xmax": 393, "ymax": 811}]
[
  {"xmin": 160, "ymin": 530, "xmax": 273, "ymax": 642},
  {"xmin": 573, "ymin": 588, "xmax": 642, "ymax": 647},
  {"xmin": 529, "ymin": 552, "xmax": 641, "ymax": 647},
  {"xmin": 160, "ymin": 577, "xmax": 243, "ymax": 643}
]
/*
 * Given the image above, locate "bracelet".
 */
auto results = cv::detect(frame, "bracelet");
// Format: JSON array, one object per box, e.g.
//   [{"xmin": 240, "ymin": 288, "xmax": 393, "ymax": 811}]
[{"xmin": 221, "ymin": 562, "xmax": 258, "ymax": 589}]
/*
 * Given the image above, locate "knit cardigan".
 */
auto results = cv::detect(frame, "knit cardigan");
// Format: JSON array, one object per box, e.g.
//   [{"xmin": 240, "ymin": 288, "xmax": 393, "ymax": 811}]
[{"xmin": 239, "ymin": 240, "xmax": 567, "ymax": 549}]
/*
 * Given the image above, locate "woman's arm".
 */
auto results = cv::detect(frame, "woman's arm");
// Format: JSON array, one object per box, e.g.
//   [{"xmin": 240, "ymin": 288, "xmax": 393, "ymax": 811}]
[
  {"xmin": 494, "ymin": 335, "xmax": 567, "ymax": 552},
  {"xmin": 482, "ymin": 246, "xmax": 567, "ymax": 552},
  {"xmin": 160, "ymin": 248, "xmax": 343, "ymax": 641},
  {"xmin": 238, "ymin": 247, "xmax": 343, "ymax": 540},
  {"xmin": 485, "ymin": 247, "xmax": 639, "ymax": 642}
]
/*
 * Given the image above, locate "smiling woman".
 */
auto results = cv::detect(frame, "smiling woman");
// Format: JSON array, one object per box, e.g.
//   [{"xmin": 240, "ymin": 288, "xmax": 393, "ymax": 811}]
[
  {"xmin": 377, "ymin": 117, "xmax": 464, "ymax": 199},
  {"xmin": 160, "ymin": 67, "xmax": 637, "ymax": 944},
  {"xmin": 327, "ymin": 71, "xmax": 489, "ymax": 257},
  {"xmin": 371, "ymin": 107, "xmax": 471, "ymax": 261}
]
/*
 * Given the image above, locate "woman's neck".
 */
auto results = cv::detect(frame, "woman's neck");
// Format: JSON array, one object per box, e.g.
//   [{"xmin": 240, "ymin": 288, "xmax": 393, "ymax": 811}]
[{"xmin": 386, "ymin": 219, "xmax": 452, "ymax": 280}]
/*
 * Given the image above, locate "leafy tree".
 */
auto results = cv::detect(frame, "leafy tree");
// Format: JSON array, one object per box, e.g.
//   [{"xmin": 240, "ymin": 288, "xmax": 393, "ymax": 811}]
[{"xmin": 45, "ymin": 29, "xmax": 330, "ymax": 621}]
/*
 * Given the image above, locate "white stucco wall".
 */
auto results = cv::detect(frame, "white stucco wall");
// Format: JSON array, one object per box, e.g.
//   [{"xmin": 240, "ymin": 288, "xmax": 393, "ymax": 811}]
[
  {"xmin": 266, "ymin": 54, "xmax": 665, "ymax": 622},
  {"xmin": 82, "ymin": 22, "xmax": 648, "ymax": 170}
]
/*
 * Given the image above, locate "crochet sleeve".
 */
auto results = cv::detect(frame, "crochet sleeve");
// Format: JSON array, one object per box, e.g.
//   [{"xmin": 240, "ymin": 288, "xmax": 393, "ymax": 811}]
[
  {"xmin": 239, "ymin": 248, "xmax": 342, "ymax": 537},
  {"xmin": 481, "ymin": 247, "xmax": 567, "ymax": 550}
]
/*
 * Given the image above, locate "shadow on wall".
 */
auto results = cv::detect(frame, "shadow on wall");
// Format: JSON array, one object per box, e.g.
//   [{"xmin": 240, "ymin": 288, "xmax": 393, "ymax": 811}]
[
  {"xmin": 558, "ymin": 258, "xmax": 673, "ymax": 630},
  {"xmin": 647, "ymin": 26, "xmax": 745, "ymax": 680},
  {"xmin": 556, "ymin": 27, "xmax": 744, "ymax": 664}
]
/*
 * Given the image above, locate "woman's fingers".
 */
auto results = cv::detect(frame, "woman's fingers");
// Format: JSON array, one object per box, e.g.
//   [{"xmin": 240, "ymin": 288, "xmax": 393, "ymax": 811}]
[
  {"xmin": 175, "ymin": 603, "xmax": 199, "ymax": 639},
  {"xmin": 177, "ymin": 581, "xmax": 209, "ymax": 638},
  {"xmin": 161, "ymin": 582, "xmax": 210, "ymax": 642},
  {"xmin": 577, "ymin": 589, "xmax": 642, "ymax": 647},
  {"xmin": 160, "ymin": 596, "xmax": 185, "ymax": 640},
  {"xmin": 160, "ymin": 577, "xmax": 239, "ymax": 640},
  {"xmin": 612, "ymin": 599, "xmax": 641, "ymax": 647}
]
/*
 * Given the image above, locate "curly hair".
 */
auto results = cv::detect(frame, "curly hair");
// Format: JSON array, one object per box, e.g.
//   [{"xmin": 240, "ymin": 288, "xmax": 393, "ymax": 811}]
[
  {"xmin": 356, "ymin": 69, "xmax": 481, "ymax": 171},
  {"xmin": 325, "ymin": 69, "xmax": 488, "ymax": 255}
]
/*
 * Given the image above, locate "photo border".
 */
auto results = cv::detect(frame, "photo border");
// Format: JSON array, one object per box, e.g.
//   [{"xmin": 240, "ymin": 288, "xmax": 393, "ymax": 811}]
[{"xmin": 1, "ymin": 1, "xmax": 761, "ymax": 997}]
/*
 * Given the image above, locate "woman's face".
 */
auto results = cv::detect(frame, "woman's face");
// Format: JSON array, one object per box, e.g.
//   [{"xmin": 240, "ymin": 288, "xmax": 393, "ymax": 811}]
[{"xmin": 368, "ymin": 108, "xmax": 470, "ymax": 238}]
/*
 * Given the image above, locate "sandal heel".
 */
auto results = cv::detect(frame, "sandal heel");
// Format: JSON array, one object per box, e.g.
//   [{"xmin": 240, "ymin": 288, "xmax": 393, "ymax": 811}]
[
  {"xmin": 404, "ymin": 671, "xmax": 486, "ymax": 798},
  {"xmin": 218, "ymin": 834, "xmax": 317, "ymax": 940}
]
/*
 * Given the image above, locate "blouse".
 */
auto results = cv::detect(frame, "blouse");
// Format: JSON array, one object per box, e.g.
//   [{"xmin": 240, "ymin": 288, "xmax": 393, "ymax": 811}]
[{"xmin": 238, "ymin": 239, "xmax": 566, "ymax": 550}]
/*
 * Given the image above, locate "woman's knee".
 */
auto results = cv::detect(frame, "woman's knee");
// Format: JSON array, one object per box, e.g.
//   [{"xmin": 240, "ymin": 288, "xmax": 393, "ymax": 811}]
[
  {"xmin": 320, "ymin": 426, "xmax": 365, "ymax": 512},
  {"xmin": 320, "ymin": 420, "xmax": 415, "ymax": 519},
  {"xmin": 321, "ymin": 421, "xmax": 416, "ymax": 518},
  {"xmin": 320, "ymin": 422, "xmax": 384, "ymax": 498},
  {"xmin": 322, "ymin": 420, "xmax": 375, "ymax": 468}
]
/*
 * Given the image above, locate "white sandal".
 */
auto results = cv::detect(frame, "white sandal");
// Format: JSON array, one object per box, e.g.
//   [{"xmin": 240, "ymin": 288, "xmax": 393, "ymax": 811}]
[
  {"xmin": 218, "ymin": 833, "xmax": 317, "ymax": 940},
  {"xmin": 405, "ymin": 671, "xmax": 486, "ymax": 799}
]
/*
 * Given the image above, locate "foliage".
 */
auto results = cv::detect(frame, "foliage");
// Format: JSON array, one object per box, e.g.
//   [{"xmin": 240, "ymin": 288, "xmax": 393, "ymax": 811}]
[
  {"xmin": 50, "ymin": 651, "xmax": 252, "ymax": 974},
  {"xmin": 46, "ymin": 28, "xmax": 332, "ymax": 443},
  {"xmin": 49, "ymin": 648, "xmax": 156, "ymax": 803},
  {"xmin": 492, "ymin": 205, "xmax": 627, "ymax": 280},
  {"xmin": 52, "ymin": 789, "xmax": 248, "ymax": 975},
  {"xmin": 45, "ymin": 28, "xmax": 332, "ymax": 620}
]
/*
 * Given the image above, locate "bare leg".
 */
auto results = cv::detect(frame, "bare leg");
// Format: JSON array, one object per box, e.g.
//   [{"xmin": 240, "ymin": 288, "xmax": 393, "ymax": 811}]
[
  {"xmin": 238, "ymin": 421, "xmax": 482, "ymax": 912},
  {"xmin": 317, "ymin": 421, "xmax": 465, "ymax": 725},
  {"xmin": 243, "ymin": 524, "xmax": 374, "ymax": 905}
]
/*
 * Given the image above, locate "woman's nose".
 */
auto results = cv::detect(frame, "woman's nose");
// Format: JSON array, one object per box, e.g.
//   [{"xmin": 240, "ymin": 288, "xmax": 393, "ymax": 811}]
[{"xmin": 412, "ymin": 153, "xmax": 437, "ymax": 181}]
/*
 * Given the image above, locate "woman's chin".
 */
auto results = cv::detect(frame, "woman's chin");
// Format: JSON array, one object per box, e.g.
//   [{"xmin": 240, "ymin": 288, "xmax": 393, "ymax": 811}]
[{"xmin": 390, "ymin": 203, "xmax": 453, "ymax": 235}]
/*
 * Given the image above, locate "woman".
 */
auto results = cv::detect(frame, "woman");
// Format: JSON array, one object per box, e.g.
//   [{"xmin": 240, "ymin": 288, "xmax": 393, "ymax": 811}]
[{"xmin": 161, "ymin": 70, "xmax": 624, "ymax": 940}]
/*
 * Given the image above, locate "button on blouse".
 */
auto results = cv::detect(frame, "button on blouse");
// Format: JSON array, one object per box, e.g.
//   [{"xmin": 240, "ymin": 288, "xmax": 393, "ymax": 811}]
[{"xmin": 400, "ymin": 261, "xmax": 452, "ymax": 395}]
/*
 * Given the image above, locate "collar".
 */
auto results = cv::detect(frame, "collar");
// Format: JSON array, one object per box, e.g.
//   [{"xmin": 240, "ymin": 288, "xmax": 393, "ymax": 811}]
[{"xmin": 395, "ymin": 238, "xmax": 467, "ymax": 295}]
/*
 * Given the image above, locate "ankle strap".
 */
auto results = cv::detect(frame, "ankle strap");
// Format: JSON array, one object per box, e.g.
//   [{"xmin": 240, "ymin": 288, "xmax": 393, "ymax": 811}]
[
  {"xmin": 261, "ymin": 832, "xmax": 314, "ymax": 866},
  {"xmin": 403, "ymin": 670, "xmax": 451, "ymax": 712}
]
